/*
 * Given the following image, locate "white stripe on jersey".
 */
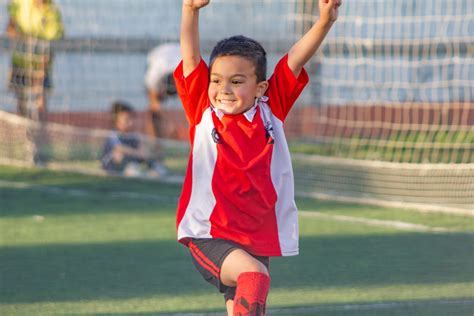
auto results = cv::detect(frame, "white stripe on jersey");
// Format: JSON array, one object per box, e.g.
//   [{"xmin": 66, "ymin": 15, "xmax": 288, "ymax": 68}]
[
  {"xmin": 177, "ymin": 108, "xmax": 217, "ymax": 239},
  {"xmin": 260, "ymin": 103, "xmax": 299, "ymax": 256}
]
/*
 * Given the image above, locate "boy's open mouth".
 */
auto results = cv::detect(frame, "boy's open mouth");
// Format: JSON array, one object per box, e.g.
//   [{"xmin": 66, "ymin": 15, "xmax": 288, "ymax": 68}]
[{"xmin": 217, "ymin": 99, "xmax": 236, "ymax": 104}]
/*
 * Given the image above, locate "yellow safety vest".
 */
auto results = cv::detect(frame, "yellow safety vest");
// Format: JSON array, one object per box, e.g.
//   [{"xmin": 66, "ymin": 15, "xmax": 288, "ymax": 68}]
[
  {"xmin": 8, "ymin": 0, "xmax": 64, "ymax": 41},
  {"xmin": 9, "ymin": 0, "xmax": 64, "ymax": 70}
]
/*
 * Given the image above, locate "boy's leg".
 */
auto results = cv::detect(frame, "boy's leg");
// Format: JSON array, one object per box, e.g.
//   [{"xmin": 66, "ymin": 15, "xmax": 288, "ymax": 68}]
[
  {"xmin": 220, "ymin": 249, "xmax": 268, "ymax": 286},
  {"xmin": 188, "ymin": 239, "xmax": 269, "ymax": 315},
  {"xmin": 226, "ymin": 299, "xmax": 234, "ymax": 316},
  {"xmin": 221, "ymin": 249, "xmax": 270, "ymax": 316}
]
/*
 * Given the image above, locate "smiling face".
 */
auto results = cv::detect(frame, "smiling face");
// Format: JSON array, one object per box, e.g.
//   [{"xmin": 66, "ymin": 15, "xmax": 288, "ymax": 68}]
[{"xmin": 208, "ymin": 55, "xmax": 268, "ymax": 115}]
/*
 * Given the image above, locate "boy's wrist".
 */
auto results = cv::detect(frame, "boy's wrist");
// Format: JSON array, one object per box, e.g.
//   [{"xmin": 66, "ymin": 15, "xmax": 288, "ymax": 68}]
[
  {"xmin": 182, "ymin": 4, "xmax": 200, "ymax": 12},
  {"xmin": 316, "ymin": 19, "xmax": 334, "ymax": 31}
]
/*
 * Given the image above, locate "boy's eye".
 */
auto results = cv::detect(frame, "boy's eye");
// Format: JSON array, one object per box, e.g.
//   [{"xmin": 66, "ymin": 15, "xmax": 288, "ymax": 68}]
[
  {"xmin": 232, "ymin": 80, "xmax": 243, "ymax": 84},
  {"xmin": 210, "ymin": 78, "xmax": 220, "ymax": 84}
]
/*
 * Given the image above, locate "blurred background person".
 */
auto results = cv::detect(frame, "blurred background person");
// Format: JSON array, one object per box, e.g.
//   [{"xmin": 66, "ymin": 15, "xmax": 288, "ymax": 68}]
[
  {"xmin": 144, "ymin": 42, "xmax": 181, "ymax": 139},
  {"xmin": 142, "ymin": 42, "xmax": 181, "ymax": 175},
  {"xmin": 101, "ymin": 100, "xmax": 167, "ymax": 178},
  {"xmin": 6, "ymin": 0, "xmax": 64, "ymax": 165},
  {"xmin": 6, "ymin": 0, "xmax": 64, "ymax": 120}
]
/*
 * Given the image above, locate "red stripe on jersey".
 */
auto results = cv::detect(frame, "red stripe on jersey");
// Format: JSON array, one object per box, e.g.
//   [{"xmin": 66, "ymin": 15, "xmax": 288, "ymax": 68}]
[{"xmin": 209, "ymin": 109, "xmax": 282, "ymax": 256}]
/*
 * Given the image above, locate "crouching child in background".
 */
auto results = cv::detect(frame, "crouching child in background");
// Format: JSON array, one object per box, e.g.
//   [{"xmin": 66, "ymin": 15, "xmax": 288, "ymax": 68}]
[{"xmin": 101, "ymin": 101, "xmax": 167, "ymax": 177}]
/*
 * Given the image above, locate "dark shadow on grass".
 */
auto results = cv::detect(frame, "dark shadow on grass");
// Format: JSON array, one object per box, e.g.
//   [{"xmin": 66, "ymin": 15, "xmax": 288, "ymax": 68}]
[
  {"xmin": 1, "ymin": 233, "xmax": 473, "ymax": 304},
  {"xmin": 271, "ymin": 232, "xmax": 474, "ymax": 289},
  {"xmin": 0, "ymin": 240, "xmax": 202, "ymax": 303}
]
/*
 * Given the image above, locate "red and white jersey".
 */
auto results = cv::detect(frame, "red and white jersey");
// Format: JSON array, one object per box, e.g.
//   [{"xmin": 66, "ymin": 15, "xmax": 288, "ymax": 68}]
[{"xmin": 174, "ymin": 55, "xmax": 308, "ymax": 257}]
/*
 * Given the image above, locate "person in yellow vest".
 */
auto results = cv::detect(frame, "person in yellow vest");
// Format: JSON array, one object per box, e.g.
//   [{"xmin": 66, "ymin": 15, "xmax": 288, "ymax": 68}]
[{"xmin": 6, "ymin": 0, "xmax": 64, "ymax": 120}]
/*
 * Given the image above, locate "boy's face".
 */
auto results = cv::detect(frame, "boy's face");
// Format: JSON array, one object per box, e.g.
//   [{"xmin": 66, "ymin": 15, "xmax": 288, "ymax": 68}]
[
  {"xmin": 209, "ymin": 56, "xmax": 268, "ymax": 115},
  {"xmin": 115, "ymin": 111, "xmax": 134, "ymax": 133}
]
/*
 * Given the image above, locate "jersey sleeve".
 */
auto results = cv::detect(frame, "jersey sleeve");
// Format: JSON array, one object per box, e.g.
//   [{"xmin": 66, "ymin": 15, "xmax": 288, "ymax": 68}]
[
  {"xmin": 173, "ymin": 59, "xmax": 210, "ymax": 126},
  {"xmin": 266, "ymin": 54, "xmax": 309, "ymax": 121}
]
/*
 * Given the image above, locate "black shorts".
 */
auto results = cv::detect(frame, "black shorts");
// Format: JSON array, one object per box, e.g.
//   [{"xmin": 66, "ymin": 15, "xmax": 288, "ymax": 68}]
[{"xmin": 188, "ymin": 238, "xmax": 270, "ymax": 301}]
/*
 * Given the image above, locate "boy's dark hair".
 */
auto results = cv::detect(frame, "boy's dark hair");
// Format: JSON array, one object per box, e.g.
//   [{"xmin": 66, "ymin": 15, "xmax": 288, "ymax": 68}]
[
  {"xmin": 209, "ymin": 35, "xmax": 267, "ymax": 82},
  {"xmin": 111, "ymin": 100, "xmax": 134, "ymax": 123}
]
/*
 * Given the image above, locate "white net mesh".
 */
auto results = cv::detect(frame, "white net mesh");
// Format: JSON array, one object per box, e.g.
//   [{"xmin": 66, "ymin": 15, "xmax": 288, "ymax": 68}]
[{"xmin": 0, "ymin": 0, "xmax": 472, "ymax": 212}]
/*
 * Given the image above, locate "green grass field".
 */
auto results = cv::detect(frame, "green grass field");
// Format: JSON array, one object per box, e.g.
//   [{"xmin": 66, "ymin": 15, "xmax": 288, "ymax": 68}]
[{"xmin": 1, "ymin": 165, "xmax": 473, "ymax": 315}]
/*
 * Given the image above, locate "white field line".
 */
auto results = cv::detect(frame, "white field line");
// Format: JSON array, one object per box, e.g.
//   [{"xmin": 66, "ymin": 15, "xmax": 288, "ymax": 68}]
[
  {"xmin": 299, "ymin": 211, "xmax": 451, "ymax": 232},
  {"xmin": 0, "ymin": 180, "xmax": 455, "ymax": 232},
  {"xmin": 165, "ymin": 299, "xmax": 474, "ymax": 316},
  {"xmin": 298, "ymin": 191, "xmax": 474, "ymax": 217}
]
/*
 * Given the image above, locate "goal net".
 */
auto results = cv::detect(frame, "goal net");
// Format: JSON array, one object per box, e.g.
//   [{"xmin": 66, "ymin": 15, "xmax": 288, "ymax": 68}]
[{"xmin": 0, "ymin": 0, "xmax": 472, "ymax": 213}]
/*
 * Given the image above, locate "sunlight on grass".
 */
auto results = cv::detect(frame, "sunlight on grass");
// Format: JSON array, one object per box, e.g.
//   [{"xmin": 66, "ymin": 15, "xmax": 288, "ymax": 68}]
[{"xmin": 1, "ymin": 284, "xmax": 471, "ymax": 315}]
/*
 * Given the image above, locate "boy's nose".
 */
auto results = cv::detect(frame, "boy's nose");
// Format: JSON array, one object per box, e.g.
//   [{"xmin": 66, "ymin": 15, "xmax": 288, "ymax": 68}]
[{"xmin": 220, "ymin": 82, "xmax": 232, "ymax": 94}]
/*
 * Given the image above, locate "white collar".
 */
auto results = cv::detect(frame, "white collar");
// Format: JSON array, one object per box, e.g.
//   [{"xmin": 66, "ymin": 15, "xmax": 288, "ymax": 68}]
[{"xmin": 212, "ymin": 96, "xmax": 268, "ymax": 122}]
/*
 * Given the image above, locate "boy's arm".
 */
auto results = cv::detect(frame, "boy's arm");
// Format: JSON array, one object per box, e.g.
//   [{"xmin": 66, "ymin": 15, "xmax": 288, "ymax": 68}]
[
  {"xmin": 287, "ymin": 0, "xmax": 341, "ymax": 77},
  {"xmin": 181, "ymin": 0, "xmax": 210, "ymax": 77}
]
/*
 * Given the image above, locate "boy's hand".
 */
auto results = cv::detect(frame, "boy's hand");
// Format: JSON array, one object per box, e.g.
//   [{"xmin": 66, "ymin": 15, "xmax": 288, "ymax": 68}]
[
  {"xmin": 183, "ymin": 0, "xmax": 210, "ymax": 10},
  {"xmin": 319, "ymin": 0, "xmax": 341, "ymax": 26}
]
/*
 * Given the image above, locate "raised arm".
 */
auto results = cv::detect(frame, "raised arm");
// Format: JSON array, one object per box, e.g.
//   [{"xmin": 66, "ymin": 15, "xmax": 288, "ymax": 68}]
[
  {"xmin": 181, "ymin": 0, "xmax": 210, "ymax": 76},
  {"xmin": 288, "ymin": 0, "xmax": 341, "ymax": 77}
]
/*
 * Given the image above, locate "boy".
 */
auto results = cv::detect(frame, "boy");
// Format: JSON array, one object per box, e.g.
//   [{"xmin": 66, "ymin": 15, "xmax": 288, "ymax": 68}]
[
  {"xmin": 101, "ymin": 101, "xmax": 165, "ymax": 177},
  {"xmin": 174, "ymin": 1, "xmax": 341, "ymax": 315}
]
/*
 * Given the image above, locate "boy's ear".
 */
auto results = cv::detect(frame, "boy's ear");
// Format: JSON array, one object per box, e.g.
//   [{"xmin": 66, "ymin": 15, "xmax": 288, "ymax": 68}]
[{"xmin": 256, "ymin": 80, "xmax": 269, "ymax": 97}]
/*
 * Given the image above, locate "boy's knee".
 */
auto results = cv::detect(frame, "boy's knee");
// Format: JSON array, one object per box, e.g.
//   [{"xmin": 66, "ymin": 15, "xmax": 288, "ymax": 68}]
[
  {"xmin": 220, "ymin": 249, "xmax": 269, "ymax": 287},
  {"xmin": 241, "ymin": 259, "xmax": 269, "ymax": 276}
]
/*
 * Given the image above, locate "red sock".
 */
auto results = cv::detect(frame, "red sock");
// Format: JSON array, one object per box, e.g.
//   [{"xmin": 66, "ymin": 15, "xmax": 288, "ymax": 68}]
[{"xmin": 233, "ymin": 272, "xmax": 270, "ymax": 316}]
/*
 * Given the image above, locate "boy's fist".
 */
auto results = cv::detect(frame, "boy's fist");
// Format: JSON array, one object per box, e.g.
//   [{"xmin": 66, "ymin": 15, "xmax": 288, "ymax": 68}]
[
  {"xmin": 183, "ymin": 0, "xmax": 210, "ymax": 9},
  {"xmin": 319, "ymin": 0, "xmax": 341, "ymax": 25}
]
